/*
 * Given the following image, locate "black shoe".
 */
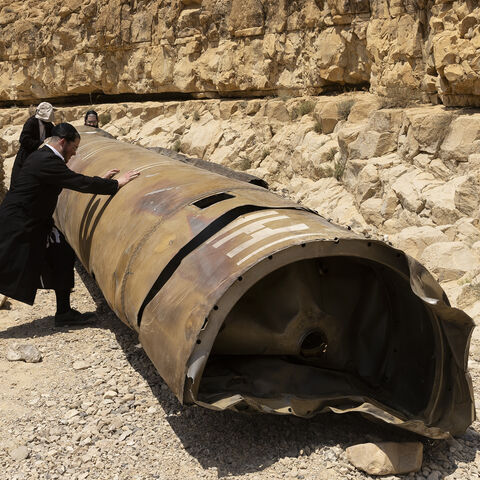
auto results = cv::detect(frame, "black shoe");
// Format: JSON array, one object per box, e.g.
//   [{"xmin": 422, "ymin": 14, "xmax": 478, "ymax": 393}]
[{"xmin": 54, "ymin": 309, "xmax": 96, "ymax": 328}]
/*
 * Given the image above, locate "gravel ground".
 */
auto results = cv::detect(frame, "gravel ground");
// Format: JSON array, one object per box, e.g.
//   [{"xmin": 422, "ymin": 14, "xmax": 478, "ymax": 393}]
[{"xmin": 0, "ymin": 265, "xmax": 479, "ymax": 480}]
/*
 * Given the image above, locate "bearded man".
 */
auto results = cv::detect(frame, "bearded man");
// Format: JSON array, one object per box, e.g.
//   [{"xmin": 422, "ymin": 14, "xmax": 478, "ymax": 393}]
[{"xmin": 0, "ymin": 123, "xmax": 139, "ymax": 326}]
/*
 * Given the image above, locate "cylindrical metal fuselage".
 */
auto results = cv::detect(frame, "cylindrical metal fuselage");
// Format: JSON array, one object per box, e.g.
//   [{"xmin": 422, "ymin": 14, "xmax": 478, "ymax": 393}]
[{"xmin": 55, "ymin": 127, "xmax": 475, "ymax": 439}]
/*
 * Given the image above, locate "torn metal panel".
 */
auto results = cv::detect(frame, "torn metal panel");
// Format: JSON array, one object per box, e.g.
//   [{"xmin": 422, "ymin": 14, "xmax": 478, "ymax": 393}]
[{"xmin": 55, "ymin": 127, "xmax": 475, "ymax": 438}]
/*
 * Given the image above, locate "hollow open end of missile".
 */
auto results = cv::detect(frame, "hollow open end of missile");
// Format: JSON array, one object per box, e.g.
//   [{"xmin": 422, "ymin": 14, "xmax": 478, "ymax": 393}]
[{"xmin": 194, "ymin": 255, "xmax": 437, "ymax": 419}]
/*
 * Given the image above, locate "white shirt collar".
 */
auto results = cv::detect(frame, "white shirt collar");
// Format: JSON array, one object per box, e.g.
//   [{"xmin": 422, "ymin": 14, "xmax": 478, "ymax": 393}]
[{"xmin": 45, "ymin": 143, "xmax": 64, "ymax": 161}]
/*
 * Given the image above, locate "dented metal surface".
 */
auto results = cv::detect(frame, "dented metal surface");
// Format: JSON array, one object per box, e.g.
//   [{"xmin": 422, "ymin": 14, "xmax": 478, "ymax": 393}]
[{"xmin": 55, "ymin": 127, "xmax": 475, "ymax": 438}]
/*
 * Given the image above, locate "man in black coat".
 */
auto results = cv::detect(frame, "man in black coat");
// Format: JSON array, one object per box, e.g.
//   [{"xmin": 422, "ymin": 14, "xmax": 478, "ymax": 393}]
[
  {"xmin": 11, "ymin": 102, "xmax": 55, "ymax": 189},
  {"xmin": 0, "ymin": 123, "xmax": 139, "ymax": 326}
]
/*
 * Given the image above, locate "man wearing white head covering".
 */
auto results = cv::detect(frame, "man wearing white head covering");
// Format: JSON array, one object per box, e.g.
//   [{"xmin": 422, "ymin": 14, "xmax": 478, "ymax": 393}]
[{"xmin": 11, "ymin": 102, "xmax": 55, "ymax": 190}]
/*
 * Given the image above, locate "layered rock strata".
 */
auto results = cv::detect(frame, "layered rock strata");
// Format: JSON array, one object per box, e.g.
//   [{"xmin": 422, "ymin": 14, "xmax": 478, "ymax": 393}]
[{"xmin": 0, "ymin": 1, "xmax": 479, "ymax": 106}]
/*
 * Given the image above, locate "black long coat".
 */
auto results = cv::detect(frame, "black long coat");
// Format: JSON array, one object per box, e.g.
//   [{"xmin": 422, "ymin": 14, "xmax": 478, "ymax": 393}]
[
  {"xmin": 0, "ymin": 146, "xmax": 118, "ymax": 305},
  {"xmin": 11, "ymin": 116, "xmax": 54, "ymax": 189}
]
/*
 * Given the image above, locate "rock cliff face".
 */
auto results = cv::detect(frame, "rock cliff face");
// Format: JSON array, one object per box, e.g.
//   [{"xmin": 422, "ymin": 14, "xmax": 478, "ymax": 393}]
[{"xmin": 0, "ymin": 1, "xmax": 479, "ymax": 106}]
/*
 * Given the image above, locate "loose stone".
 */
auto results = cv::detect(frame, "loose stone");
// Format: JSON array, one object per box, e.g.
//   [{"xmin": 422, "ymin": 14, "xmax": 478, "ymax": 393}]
[
  {"xmin": 73, "ymin": 361, "xmax": 90, "ymax": 371},
  {"xmin": 10, "ymin": 446, "xmax": 30, "ymax": 461},
  {"xmin": 6, "ymin": 343, "xmax": 42, "ymax": 363},
  {"xmin": 346, "ymin": 442, "xmax": 423, "ymax": 475}
]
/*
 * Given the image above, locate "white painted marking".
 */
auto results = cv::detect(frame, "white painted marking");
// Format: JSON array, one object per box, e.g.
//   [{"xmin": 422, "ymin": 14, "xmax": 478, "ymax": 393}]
[
  {"xmin": 134, "ymin": 162, "xmax": 168, "ymax": 172},
  {"xmin": 144, "ymin": 187, "xmax": 176, "ymax": 196},
  {"xmin": 236, "ymin": 232, "xmax": 323, "ymax": 265},
  {"xmin": 81, "ymin": 145, "xmax": 113, "ymax": 161},
  {"xmin": 206, "ymin": 210, "xmax": 280, "ymax": 245},
  {"xmin": 212, "ymin": 215, "xmax": 289, "ymax": 248},
  {"xmin": 226, "ymin": 223, "xmax": 309, "ymax": 258}
]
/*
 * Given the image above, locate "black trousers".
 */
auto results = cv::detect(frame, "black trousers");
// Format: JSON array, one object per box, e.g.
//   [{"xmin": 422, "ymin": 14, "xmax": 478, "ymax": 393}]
[{"xmin": 39, "ymin": 227, "xmax": 75, "ymax": 291}]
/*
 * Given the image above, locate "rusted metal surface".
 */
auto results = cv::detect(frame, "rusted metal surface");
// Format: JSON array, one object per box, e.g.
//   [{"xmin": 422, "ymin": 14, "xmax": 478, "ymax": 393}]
[{"xmin": 55, "ymin": 127, "xmax": 475, "ymax": 438}]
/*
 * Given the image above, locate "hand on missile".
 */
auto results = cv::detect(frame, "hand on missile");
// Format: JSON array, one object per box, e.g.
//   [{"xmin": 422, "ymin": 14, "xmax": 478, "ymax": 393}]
[
  {"xmin": 103, "ymin": 169, "xmax": 120, "ymax": 179},
  {"xmin": 116, "ymin": 169, "xmax": 141, "ymax": 188}
]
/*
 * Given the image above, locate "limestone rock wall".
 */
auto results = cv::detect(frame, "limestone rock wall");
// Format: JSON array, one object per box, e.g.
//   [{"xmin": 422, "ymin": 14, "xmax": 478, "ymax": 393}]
[{"xmin": 0, "ymin": 1, "xmax": 480, "ymax": 106}]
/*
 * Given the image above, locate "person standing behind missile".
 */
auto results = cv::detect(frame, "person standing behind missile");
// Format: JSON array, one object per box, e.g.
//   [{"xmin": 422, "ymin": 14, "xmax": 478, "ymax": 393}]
[
  {"xmin": 11, "ymin": 102, "xmax": 55, "ymax": 190},
  {"xmin": 84, "ymin": 110, "xmax": 99, "ymax": 128},
  {"xmin": 0, "ymin": 123, "xmax": 140, "ymax": 327}
]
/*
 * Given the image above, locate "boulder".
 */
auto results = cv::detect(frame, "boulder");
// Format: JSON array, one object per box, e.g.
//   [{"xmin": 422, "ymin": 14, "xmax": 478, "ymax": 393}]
[
  {"xmin": 447, "ymin": 218, "xmax": 480, "ymax": 247},
  {"xmin": 391, "ymin": 169, "xmax": 438, "ymax": 214},
  {"xmin": 428, "ymin": 158, "xmax": 452, "ymax": 181},
  {"xmin": 454, "ymin": 175, "xmax": 479, "ymax": 216},
  {"xmin": 359, "ymin": 197, "xmax": 384, "ymax": 227},
  {"xmin": 264, "ymin": 101, "xmax": 290, "ymax": 123},
  {"xmin": 420, "ymin": 242, "xmax": 480, "ymax": 282},
  {"xmin": 180, "ymin": 119, "xmax": 223, "ymax": 158},
  {"xmin": 439, "ymin": 116, "xmax": 480, "ymax": 164},
  {"xmin": 347, "ymin": 130, "xmax": 397, "ymax": 160},
  {"xmin": 380, "ymin": 189, "xmax": 399, "ymax": 219},
  {"xmin": 301, "ymin": 177, "xmax": 367, "ymax": 230},
  {"xmin": 412, "ymin": 153, "xmax": 431, "ymax": 170},
  {"xmin": 314, "ymin": 100, "xmax": 342, "ymax": 134},
  {"xmin": 403, "ymin": 107, "xmax": 453, "ymax": 157},
  {"xmin": 467, "ymin": 153, "xmax": 480, "ymax": 172},
  {"xmin": 6, "ymin": 343, "xmax": 42, "ymax": 363},
  {"xmin": 337, "ymin": 124, "xmax": 363, "ymax": 160},
  {"xmin": 457, "ymin": 281, "xmax": 480, "ymax": 310},
  {"xmin": 367, "ymin": 109, "xmax": 404, "ymax": 136},
  {"xmin": 383, "ymin": 209, "xmax": 428, "ymax": 234},
  {"xmin": 346, "ymin": 442, "xmax": 423, "ymax": 475},
  {"xmin": 348, "ymin": 93, "xmax": 383, "ymax": 123},
  {"xmin": 355, "ymin": 163, "xmax": 380, "ymax": 203},
  {"xmin": 391, "ymin": 226, "xmax": 449, "ymax": 260},
  {"xmin": 423, "ymin": 176, "xmax": 469, "ymax": 225}
]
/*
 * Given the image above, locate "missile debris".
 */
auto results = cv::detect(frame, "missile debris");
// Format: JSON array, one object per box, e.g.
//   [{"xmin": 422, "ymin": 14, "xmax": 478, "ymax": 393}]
[{"xmin": 55, "ymin": 127, "xmax": 475, "ymax": 438}]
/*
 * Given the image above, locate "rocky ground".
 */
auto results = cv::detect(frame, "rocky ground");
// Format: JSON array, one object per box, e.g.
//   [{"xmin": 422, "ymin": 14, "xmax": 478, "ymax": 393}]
[
  {"xmin": 0, "ymin": 270, "xmax": 479, "ymax": 480},
  {"xmin": 1, "ymin": 96, "xmax": 480, "ymax": 478}
]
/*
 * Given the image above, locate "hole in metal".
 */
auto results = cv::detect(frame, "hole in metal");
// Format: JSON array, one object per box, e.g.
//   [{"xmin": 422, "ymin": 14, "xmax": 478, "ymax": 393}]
[
  {"xmin": 300, "ymin": 330, "xmax": 328, "ymax": 357},
  {"xmin": 193, "ymin": 193, "xmax": 235, "ymax": 209}
]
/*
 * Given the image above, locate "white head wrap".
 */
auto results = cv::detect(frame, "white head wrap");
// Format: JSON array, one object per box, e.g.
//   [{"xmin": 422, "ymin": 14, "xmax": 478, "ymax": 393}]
[{"xmin": 35, "ymin": 102, "xmax": 55, "ymax": 122}]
